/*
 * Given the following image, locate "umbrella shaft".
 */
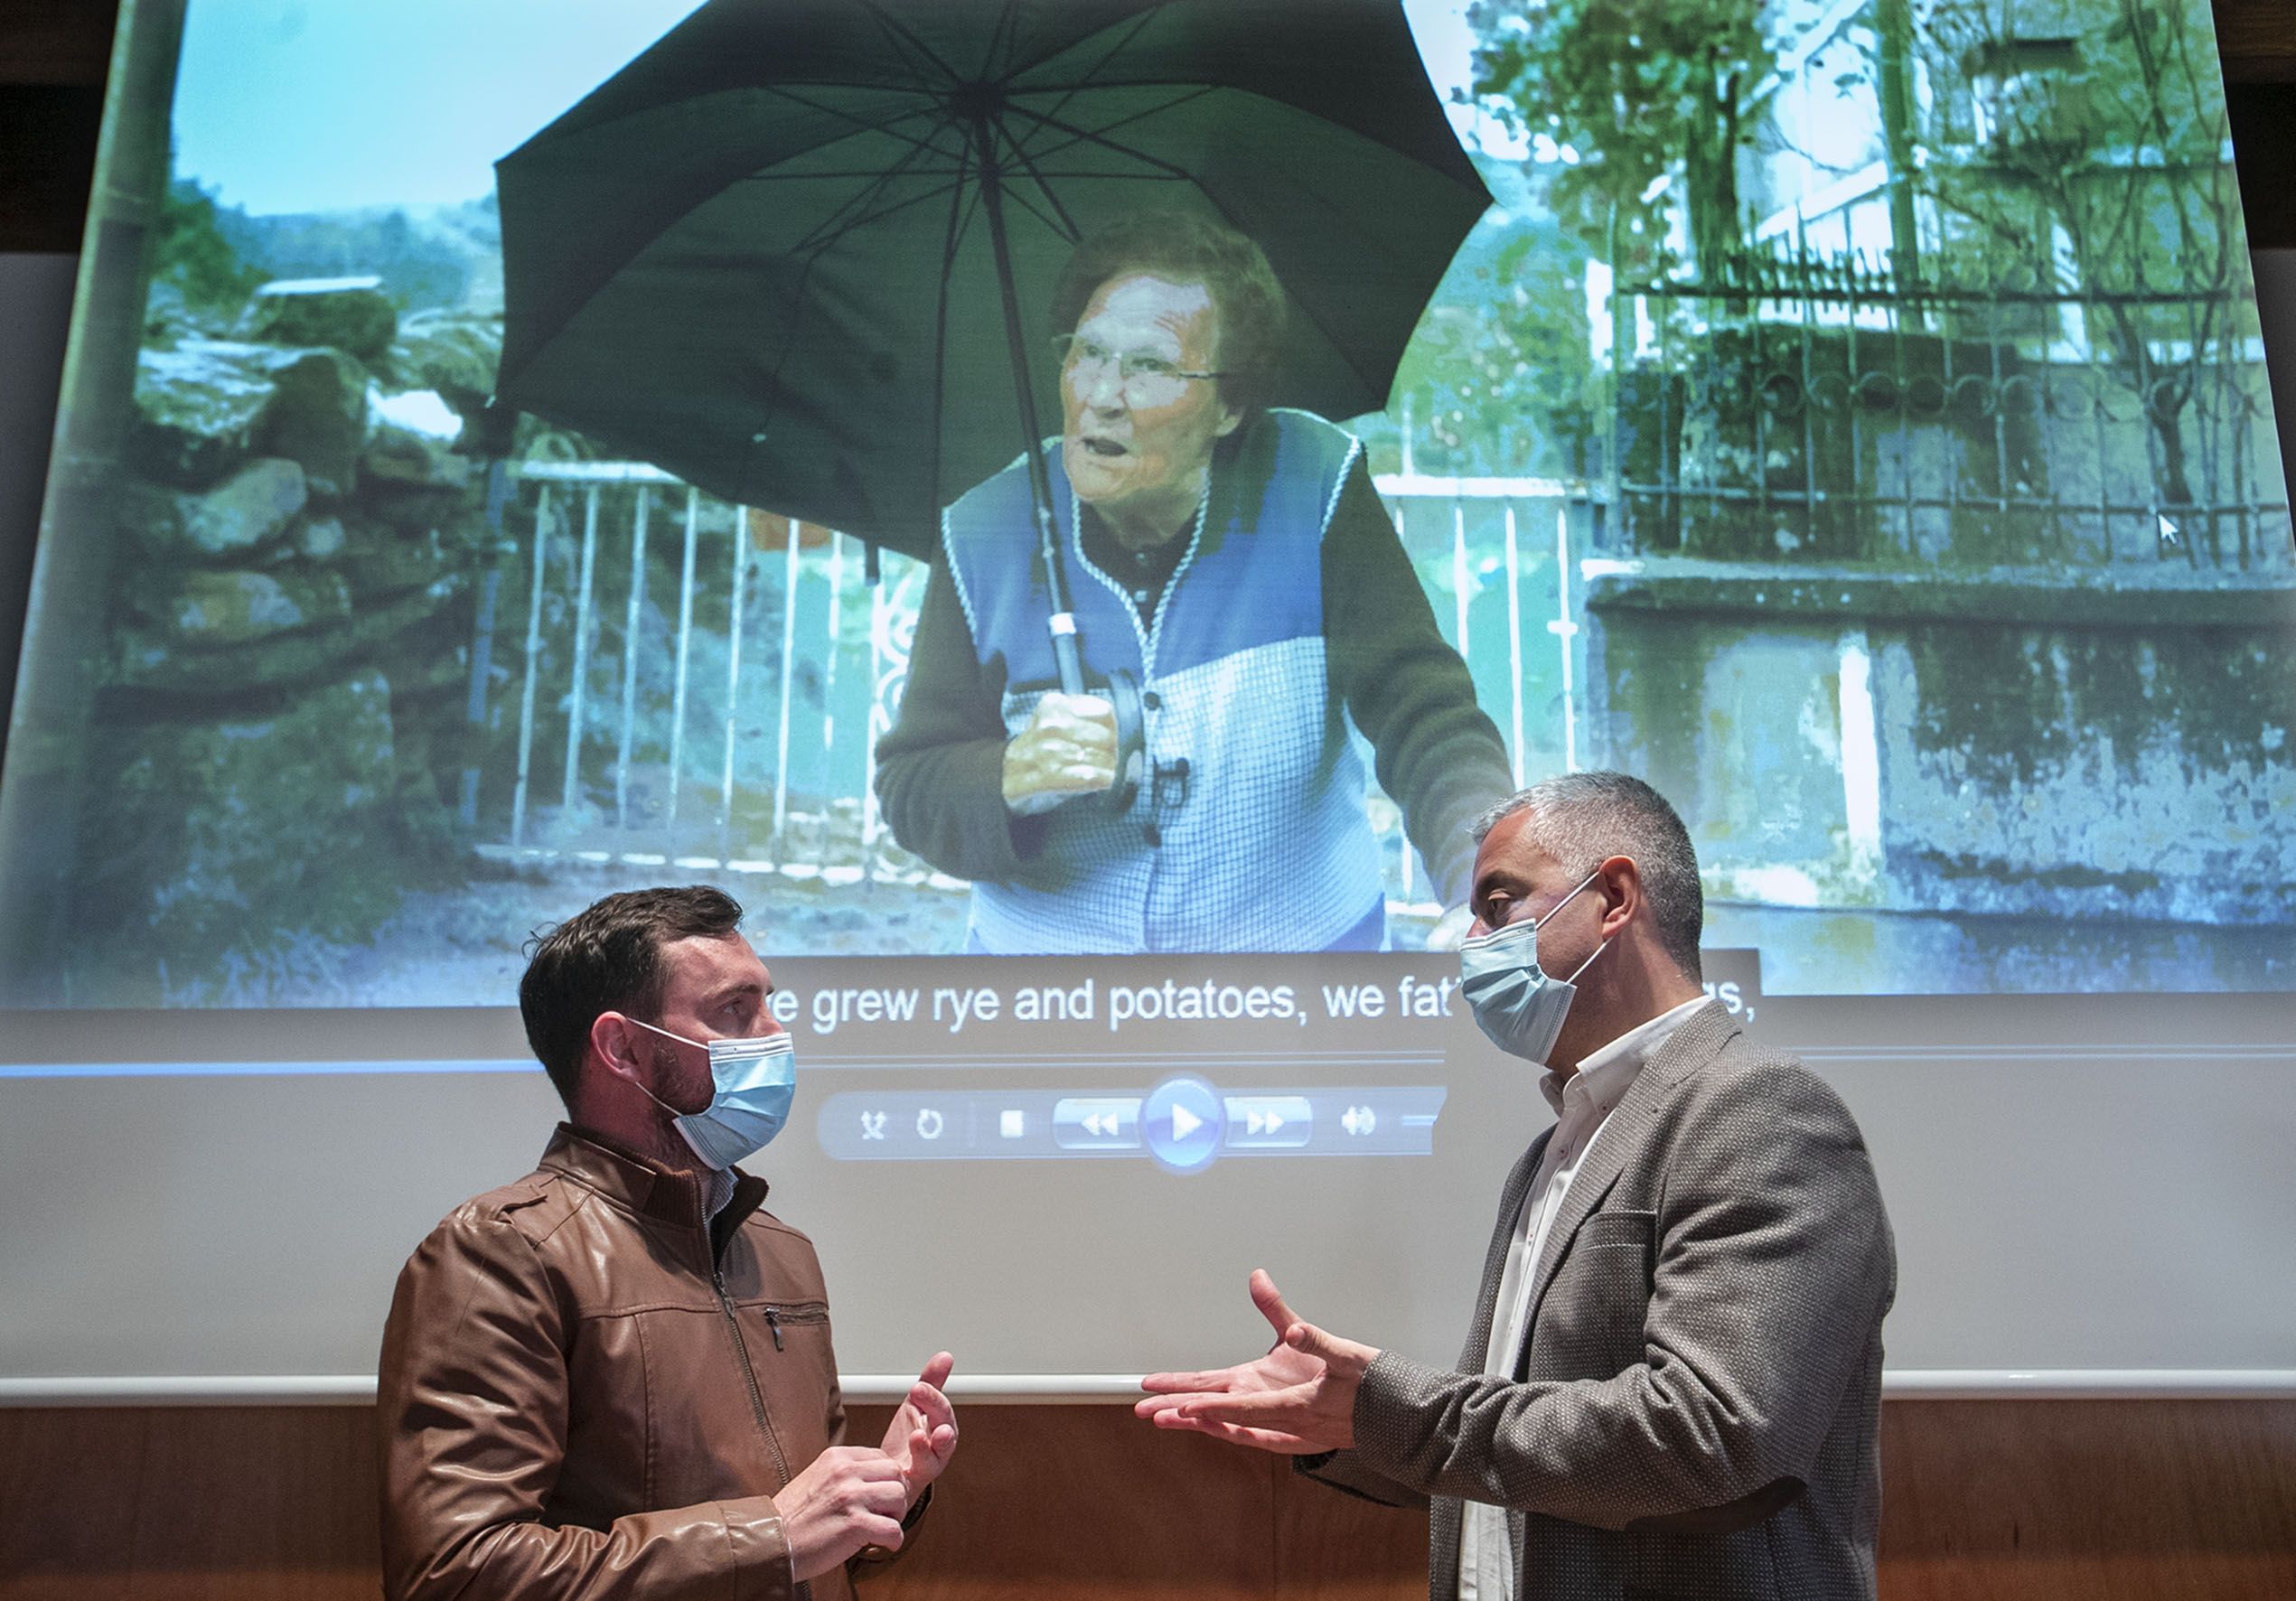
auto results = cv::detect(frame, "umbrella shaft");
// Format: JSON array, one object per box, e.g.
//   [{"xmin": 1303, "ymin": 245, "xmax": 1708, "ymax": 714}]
[{"xmin": 972, "ymin": 118, "xmax": 1085, "ymax": 696}]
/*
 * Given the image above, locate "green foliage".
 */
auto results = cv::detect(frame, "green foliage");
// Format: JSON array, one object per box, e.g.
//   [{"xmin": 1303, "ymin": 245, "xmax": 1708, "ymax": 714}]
[
  {"xmin": 1390, "ymin": 220, "xmax": 1598, "ymax": 477},
  {"xmin": 1468, "ymin": 0, "xmax": 1769, "ymax": 276},
  {"xmin": 211, "ymin": 192, "xmax": 502, "ymax": 314},
  {"xmin": 1912, "ymin": 0, "xmax": 2243, "ymax": 515},
  {"xmin": 1916, "ymin": 0, "xmax": 2232, "ymax": 278},
  {"xmin": 153, "ymin": 177, "xmax": 265, "ymax": 314}
]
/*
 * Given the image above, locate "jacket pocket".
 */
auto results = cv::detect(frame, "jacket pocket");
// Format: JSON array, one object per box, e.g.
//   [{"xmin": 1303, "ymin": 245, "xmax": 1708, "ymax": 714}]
[
  {"xmin": 1575, "ymin": 1208, "xmax": 1656, "ymax": 1250},
  {"xmin": 742, "ymin": 1299, "xmax": 839, "ymax": 1479},
  {"xmin": 748, "ymin": 1299, "xmax": 829, "ymax": 1352},
  {"xmin": 1531, "ymin": 1212, "xmax": 1657, "ymax": 1380}
]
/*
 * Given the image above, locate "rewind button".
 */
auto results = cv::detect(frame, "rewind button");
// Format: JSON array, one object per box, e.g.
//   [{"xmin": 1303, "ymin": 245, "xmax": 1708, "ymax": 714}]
[{"xmin": 1053, "ymin": 1098, "xmax": 1141, "ymax": 1150}]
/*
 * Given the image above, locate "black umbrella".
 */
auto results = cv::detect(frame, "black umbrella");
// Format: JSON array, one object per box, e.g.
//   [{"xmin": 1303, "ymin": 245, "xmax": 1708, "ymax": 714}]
[{"xmin": 495, "ymin": 0, "xmax": 1489, "ymax": 690}]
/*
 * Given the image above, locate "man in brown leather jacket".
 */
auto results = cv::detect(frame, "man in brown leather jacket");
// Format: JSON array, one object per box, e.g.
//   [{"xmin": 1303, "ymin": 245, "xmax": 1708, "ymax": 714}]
[{"xmin": 378, "ymin": 885, "xmax": 957, "ymax": 1600}]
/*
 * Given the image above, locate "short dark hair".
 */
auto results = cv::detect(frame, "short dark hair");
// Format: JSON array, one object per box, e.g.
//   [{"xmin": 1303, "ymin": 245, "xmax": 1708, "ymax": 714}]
[
  {"xmin": 1051, "ymin": 211, "xmax": 1286, "ymax": 415},
  {"xmin": 1472, "ymin": 772, "xmax": 1706, "ymax": 981},
  {"xmin": 518, "ymin": 885, "xmax": 745, "ymax": 1109}
]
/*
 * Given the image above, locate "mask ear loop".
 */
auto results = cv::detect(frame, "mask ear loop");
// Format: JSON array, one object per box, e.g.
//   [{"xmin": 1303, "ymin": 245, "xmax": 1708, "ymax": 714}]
[
  {"xmin": 1473, "ymin": 866, "xmax": 1610, "ymax": 960},
  {"xmin": 1554, "ymin": 866, "xmax": 1615, "ymax": 984},
  {"xmin": 616, "ymin": 1016, "xmax": 706, "ymax": 1118},
  {"xmin": 626, "ymin": 1016, "xmax": 706, "ymax": 1051}
]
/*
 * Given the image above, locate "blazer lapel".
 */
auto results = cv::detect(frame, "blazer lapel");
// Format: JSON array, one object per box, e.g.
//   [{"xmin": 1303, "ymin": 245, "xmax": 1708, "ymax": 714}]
[
  {"xmin": 1516, "ymin": 1001, "xmax": 1742, "ymax": 1346},
  {"xmin": 1457, "ymin": 1127, "xmax": 1554, "ymax": 1373}
]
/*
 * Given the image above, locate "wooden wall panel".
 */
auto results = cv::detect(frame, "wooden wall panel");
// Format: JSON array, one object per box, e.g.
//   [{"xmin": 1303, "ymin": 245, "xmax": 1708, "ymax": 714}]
[
  {"xmin": 0, "ymin": 0, "xmax": 116, "ymax": 87},
  {"xmin": 1879, "ymin": 1400, "xmax": 2296, "ymax": 1601},
  {"xmin": 3, "ymin": 1401, "xmax": 2291, "ymax": 1601},
  {"xmin": 1270, "ymin": 1443, "xmax": 1428, "ymax": 1601},
  {"xmin": 0, "ymin": 1406, "xmax": 377, "ymax": 1601},
  {"xmin": 2215, "ymin": 0, "xmax": 2296, "ymax": 82},
  {"xmin": 842, "ymin": 1404, "xmax": 1278, "ymax": 1601}
]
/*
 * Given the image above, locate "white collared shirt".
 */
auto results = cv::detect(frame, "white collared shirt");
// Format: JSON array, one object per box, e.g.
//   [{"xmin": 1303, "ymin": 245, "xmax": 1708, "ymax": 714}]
[{"xmin": 1457, "ymin": 995, "xmax": 1708, "ymax": 1601}]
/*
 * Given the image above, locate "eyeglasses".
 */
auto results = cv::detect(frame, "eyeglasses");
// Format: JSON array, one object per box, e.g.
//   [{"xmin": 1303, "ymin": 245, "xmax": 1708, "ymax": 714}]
[{"xmin": 1054, "ymin": 333, "xmax": 1224, "ymax": 405}]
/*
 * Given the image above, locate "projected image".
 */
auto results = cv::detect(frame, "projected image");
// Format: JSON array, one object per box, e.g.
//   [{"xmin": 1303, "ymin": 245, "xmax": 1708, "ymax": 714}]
[{"xmin": 0, "ymin": 0, "xmax": 2288, "ymax": 1009}]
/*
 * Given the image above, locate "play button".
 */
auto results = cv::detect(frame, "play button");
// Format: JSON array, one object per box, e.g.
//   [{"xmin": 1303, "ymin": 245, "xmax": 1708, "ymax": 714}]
[{"xmin": 1142, "ymin": 1076, "xmax": 1223, "ymax": 1173}]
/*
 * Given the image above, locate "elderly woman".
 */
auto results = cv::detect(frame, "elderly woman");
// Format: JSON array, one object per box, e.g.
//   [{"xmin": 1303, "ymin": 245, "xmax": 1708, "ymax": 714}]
[{"xmin": 874, "ymin": 212, "xmax": 1511, "ymax": 954}]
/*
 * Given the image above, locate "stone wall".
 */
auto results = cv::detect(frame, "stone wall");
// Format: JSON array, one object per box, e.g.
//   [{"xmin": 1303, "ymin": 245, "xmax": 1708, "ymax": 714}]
[
  {"xmin": 73, "ymin": 280, "xmax": 504, "ymax": 1000},
  {"xmin": 1582, "ymin": 557, "xmax": 2296, "ymax": 987}
]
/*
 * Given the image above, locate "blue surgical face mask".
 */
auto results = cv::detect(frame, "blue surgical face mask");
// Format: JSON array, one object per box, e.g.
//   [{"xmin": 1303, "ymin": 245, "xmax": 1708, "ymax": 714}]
[
  {"xmin": 1457, "ymin": 870, "xmax": 1608, "ymax": 1065},
  {"xmin": 624, "ymin": 1017, "xmax": 797, "ymax": 1170}
]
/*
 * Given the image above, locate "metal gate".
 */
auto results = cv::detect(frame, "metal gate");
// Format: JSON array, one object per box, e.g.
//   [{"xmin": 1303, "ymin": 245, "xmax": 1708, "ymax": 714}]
[{"xmin": 1596, "ymin": 238, "xmax": 2290, "ymax": 571}]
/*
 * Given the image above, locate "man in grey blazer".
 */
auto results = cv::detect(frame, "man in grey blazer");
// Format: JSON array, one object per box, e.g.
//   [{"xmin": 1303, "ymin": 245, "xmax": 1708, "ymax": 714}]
[{"xmin": 1139, "ymin": 772, "xmax": 1896, "ymax": 1600}]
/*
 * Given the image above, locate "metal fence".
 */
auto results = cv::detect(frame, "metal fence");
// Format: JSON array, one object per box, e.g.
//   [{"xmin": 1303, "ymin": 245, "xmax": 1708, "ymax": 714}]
[
  {"xmin": 1598, "ymin": 247, "xmax": 2291, "ymax": 570},
  {"xmin": 464, "ymin": 463, "xmax": 1588, "ymax": 918}
]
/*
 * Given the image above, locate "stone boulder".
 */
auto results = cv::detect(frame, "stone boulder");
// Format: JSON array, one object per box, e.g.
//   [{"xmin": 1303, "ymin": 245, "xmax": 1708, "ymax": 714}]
[
  {"xmin": 293, "ymin": 514, "xmax": 347, "ymax": 560},
  {"xmin": 336, "ymin": 521, "xmax": 457, "ymax": 599},
  {"xmin": 239, "ymin": 276, "xmax": 398, "ymax": 361},
  {"xmin": 130, "ymin": 339, "xmax": 367, "ymax": 496},
  {"xmin": 119, "ymin": 456, "xmax": 307, "ymax": 559},
  {"xmin": 389, "ymin": 310, "xmax": 501, "ymax": 419},
  {"xmin": 362, "ymin": 412, "xmax": 473, "ymax": 494},
  {"xmin": 110, "ymin": 582, "xmax": 447, "ymax": 695},
  {"xmin": 131, "ymin": 338, "xmax": 276, "ymax": 487},
  {"xmin": 124, "ymin": 566, "xmax": 353, "ymax": 648},
  {"xmin": 85, "ymin": 671, "xmax": 405, "ymax": 961},
  {"xmin": 260, "ymin": 345, "xmax": 367, "ymax": 498}
]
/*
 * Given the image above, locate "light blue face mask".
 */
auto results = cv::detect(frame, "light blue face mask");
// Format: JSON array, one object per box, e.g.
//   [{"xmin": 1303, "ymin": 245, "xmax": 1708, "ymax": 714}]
[
  {"xmin": 1457, "ymin": 870, "xmax": 1608, "ymax": 1065},
  {"xmin": 625, "ymin": 1017, "xmax": 797, "ymax": 1170}
]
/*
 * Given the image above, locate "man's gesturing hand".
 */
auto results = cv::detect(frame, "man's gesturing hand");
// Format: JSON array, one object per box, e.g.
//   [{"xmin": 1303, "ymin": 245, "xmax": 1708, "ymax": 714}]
[
  {"xmin": 774, "ymin": 1446, "xmax": 911, "ymax": 1581},
  {"xmin": 881, "ymin": 1351, "xmax": 959, "ymax": 1502},
  {"xmin": 1135, "ymin": 1269, "xmax": 1379, "ymax": 1455},
  {"xmin": 1001, "ymin": 692, "xmax": 1119, "ymax": 815}
]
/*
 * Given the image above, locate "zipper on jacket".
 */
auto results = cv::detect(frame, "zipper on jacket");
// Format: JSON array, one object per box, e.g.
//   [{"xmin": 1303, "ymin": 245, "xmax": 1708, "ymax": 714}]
[
  {"xmin": 756, "ymin": 1300, "xmax": 829, "ymax": 1348},
  {"xmin": 714, "ymin": 1269, "xmax": 790, "ymax": 1491}
]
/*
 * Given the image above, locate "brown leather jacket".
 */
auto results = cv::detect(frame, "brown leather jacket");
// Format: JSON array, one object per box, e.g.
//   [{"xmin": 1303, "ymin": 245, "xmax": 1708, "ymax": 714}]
[{"xmin": 378, "ymin": 1125, "xmax": 914, "ymax": 1601}]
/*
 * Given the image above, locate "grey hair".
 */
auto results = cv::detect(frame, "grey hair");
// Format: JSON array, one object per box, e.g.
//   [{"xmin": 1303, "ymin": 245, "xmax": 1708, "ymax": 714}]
[{"xmin": 1470, "ymin": 772, "xmax": 1704, "ymax": 980}]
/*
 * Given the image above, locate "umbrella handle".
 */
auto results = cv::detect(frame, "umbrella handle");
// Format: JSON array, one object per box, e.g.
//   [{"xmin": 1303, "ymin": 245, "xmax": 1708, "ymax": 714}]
[
  {"xmin": 1102, "ymin": 668, "xmax": 1146, "ymax": 812},
  {"xmin": 1048, "ymin": 613, "xmax": 1086, "ymax": 695}
]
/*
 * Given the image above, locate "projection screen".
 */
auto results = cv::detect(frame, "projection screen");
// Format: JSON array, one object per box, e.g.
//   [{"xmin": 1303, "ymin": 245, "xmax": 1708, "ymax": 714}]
[{"xmin": 1, "ymin": 0, "xmax": 2291, "ymax": 1401}]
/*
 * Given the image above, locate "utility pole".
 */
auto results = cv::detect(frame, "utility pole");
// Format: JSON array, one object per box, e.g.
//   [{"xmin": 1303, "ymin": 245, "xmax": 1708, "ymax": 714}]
[{"xmin": 0, "ymin": 0, "xmax": 188, "ymax": 999}]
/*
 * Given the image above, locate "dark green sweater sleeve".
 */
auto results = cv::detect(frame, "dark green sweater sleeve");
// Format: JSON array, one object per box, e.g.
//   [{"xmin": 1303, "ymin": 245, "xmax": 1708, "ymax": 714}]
[
  {"xmin": 1322, "ymin": 464, "xmax": 1516, "ymax": 908},
  {"xmin": 869, "ymin": 556, "xmax": 1047, "ymax": 881}
]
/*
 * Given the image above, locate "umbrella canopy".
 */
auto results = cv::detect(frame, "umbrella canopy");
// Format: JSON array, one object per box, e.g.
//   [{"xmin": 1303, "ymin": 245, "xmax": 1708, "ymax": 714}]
[{"xmin": 494, "ymin": 0, "xmax": 1491, "ymax": 559}]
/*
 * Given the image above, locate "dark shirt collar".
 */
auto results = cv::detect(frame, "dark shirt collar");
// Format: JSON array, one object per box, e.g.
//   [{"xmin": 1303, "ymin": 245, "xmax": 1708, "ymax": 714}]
[
  {"xmin": 541, "ymin": 1123, "xmax": 770, "ymax": 1253},
  {"xmin": 1078, "ymin": 504, "xmax": 1190, "ymax": 624}
]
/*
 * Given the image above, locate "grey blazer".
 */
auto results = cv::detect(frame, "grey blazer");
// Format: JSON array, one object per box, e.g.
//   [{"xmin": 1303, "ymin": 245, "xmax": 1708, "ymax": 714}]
[{"xmin": 1305, "ymin": 1000, "xmax": 1895, "ymax": 1601}]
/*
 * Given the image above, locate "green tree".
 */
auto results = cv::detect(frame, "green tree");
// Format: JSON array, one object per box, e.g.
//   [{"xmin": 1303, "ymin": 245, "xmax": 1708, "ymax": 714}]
[
  {"xmin": 1468, "ymin": 0, "xmax": 1771, "ymax": 277},
  {"xmin": 1917, "ymin": 0, "xmax": 2251, "ymax": 553},
  {"xmin": 151, "ymin": 176, "xmax": 264, "ymax": 314},
  {"xmin": 1388, "ymin": 220, "xmax": 1598, "ymax": 478}
]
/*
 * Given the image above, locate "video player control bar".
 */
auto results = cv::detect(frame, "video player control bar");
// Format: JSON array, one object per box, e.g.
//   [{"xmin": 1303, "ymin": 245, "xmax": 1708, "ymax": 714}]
[{"xmin": 818, "ymin": 1081, "xmax": 1447, "ymax": 1171}]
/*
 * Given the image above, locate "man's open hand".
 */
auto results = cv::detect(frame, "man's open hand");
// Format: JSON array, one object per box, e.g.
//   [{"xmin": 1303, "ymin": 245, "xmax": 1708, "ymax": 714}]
[
  {"xmin": 880, "ymin": 1351, "xmax": 959, "ymax": 1503},
  {"xmin": 1136, "ymin": 1269, "xmax": 1379, "ymax": 1455}
]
